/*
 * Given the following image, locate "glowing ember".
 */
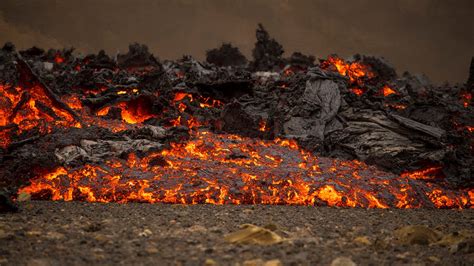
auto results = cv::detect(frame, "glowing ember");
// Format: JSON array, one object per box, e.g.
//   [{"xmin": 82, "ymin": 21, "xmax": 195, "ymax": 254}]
[
  {"xmin": 62, "ymin": 95, "xmax": 83, "ymax": 110},
  {"xmin": 384, "ymin": 103, "xmax": 407, "ymax": 110},
  {"xmin": 320, "ymin": 56, "xmax": 374, "ymax": 85},
  {"xmin": 259, "ymin": 120, "xmax": 267, "ymax": 132},
  {"xmin": 18, "ymin": 131, "xmax": 472, "ymax": 208},
  {"xmin": 95, "ymin": 98, "xmax": 156, "ymax": 125},
  {"xmin": 351, "ymin": 88, "xmax": 364, "ymax": 96},
  {"xmin": 54, "ymin": 55, "xmax": 65, "ymax": 64},
  {"xmin": 172, "ymin": 92, "xmax": 224, "ymax": 109},
  {"xmin": 96, "ymin": 106, "xmax": 110, "ymax": 116},
  {"xmin": 170, "ymin": 115, "xmax": 181, "ymax": 127},
  {"xmin": 119, "ymin": 101, "xmax": 154, "ymax": 124},
  {"xmin": 381, "ymin": 85, "xmax": 397, "ymax": 96},
  {"xmin": 174, "ymin": 92, "xmax": 189, "ymax": 102},
  {"xmin": 283, "ymin": 68, "xmax": 294, "ymax": 76},
  {"xmin": 400, "ymin": 166, "xmax": 442, "ymax": 180},
  {"xmin": 461, "ymin": 91, "xmax": 472, "ymax": 108}
]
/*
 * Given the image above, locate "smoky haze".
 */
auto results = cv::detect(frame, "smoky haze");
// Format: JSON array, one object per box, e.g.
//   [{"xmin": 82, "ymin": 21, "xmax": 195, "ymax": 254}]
[{"xmin": 0, "ymin": 0, "xmax": 472, "ymax": 84}]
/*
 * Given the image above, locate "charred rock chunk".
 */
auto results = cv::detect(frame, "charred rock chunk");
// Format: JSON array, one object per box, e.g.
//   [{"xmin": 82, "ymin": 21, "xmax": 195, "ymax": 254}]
[{"xmin": 283, "ymin": 79, "xmax": 342, "ymax": 142}]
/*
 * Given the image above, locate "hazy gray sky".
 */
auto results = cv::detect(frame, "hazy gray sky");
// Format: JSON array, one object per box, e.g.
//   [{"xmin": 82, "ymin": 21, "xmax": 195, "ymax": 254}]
[{"xmin": 0, "ymin": 0, "xmax": 472, "ymax": 84}]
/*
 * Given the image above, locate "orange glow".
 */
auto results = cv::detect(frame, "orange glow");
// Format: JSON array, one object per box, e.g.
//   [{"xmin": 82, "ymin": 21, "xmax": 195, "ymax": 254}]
[
  {"xmin": 96, "ymin": 106, "xmax": 110, "ymax": 116},
  {"xmin": 2, "ymin": 62, "xmax": 472, "ymax": 209},
  {"xmin": 174, "ymin": 92, "xmax": 190, "ymax": 102},
  {"xmin": 0, "ymin": 84, "xmax": 77, "ymax": 147},
  {"xmin": 94, "ymin": 98, "xmax": 156, "ymax": 125},
  {"xmin": 170, "ymin": 115, "xmax": 181, "ymax": 127},
  {"xmin": 381, "ymin": 85, "xmax": 397, "ymax": 96},
  {"xmin": 172, "ymin": 92, "xmax": 223, "ymax": 109},
  {"xmin": 384, "ymin": 103, "xmax": 407, "ymax": 110},
  {"xmin": 283, "ymin": 68, "xmax": 294, "ymax": 76},
  {"xmin": 54, "ymin": 55, "xmax": 64, "ymax": 64},
  {"xmin": 461, "ymin": 91, "xmax": 471, "ymax": 108},
  {"xmin": 259, "ymin": 120, "xmax": 267, "ymax": 132},
  {"xmin": 351, "ymin": 88, "xmax": 364, "ymax": 96},
  {"xmin": 186, "ymin": 116, "xmax": 201, "ymax": 128},
  {"xmin": 118, "ymin": 101, "xmax": 154, "ymax": 124},
  {"xmin": 18, "ymin": 131, "xmax": 472, "ymax": 208},
  {"xmin": 178, "ymin": 102, "xmax": 187, "ymax": 112},
  {"xmin": 63, "ymin": 95, "xmax": 83, "ymax": 110},
  {"xmin": 401, "ymin": 166, "xmax": 442, "ymax": 180},
  {"xmin": 321, "ymin": 56, "xmax": 374, "ymax": 85}
]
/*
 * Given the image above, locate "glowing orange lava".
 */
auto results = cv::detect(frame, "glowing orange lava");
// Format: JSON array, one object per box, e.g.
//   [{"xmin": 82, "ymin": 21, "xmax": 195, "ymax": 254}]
[
  {"xmin": 172, "ymin": 92, "xmax": 224, "ymax": 109},
  {"xmin": 381, "ymin": 85, "xmax": 397, "ymax": 96},
  {"xmin": 18, "ymin": 131, "xmax": 472, "ymax": 208},
  {"xmin": 0, "ymin": 84, "xmax": 78, "ymax": 147},
  {"xmin": 351, "ymin": 88, "xmax": 364, "ymax": 96},
  {"xmin": 2, "ymin": 76, "xmax": 472, "ymax": 209},
  {"xmin": 401, "ymin": 166, "xmax": 442, "ymax": 180},
  {"xmin": 321, "ymin": 56, "xmax": 374, "ymax": 85}
]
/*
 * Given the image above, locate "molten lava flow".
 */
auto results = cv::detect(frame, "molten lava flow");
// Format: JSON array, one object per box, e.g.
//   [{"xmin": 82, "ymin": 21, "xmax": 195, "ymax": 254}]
[
  {"xmin": 320, "ymin": 56, "xmax": 374, "ymax": 85},
  {"xmin": 62, "ymin": 95, "xmax": 83, "ymax": 110},
  {"xmin": 19, "ymin": 131, "xmax": 472, "ymax": 208},
  {"xmin": 119, "ymin": 101, "xmax": 154, "ymax": 124},
  {"xmin": 401, "ymin": 166, "xmax": 443, "ymax": 180},
  {"xmin": 95, "ymin": 97, "xmax": 156, "ymax": 125},
  {"xmin": 0, "ymin": 84, "xmax": 78, "ymax": 147},
  {"xmin": 2, "ymin": 59, "xmax": 472, "ymax": 209}
]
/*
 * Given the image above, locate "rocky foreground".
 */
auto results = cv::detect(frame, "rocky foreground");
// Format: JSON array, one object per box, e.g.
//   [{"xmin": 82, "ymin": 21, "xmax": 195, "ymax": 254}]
[{"xmin": 0, "ymin": 202, "xmax": 473, "ymax": 265}]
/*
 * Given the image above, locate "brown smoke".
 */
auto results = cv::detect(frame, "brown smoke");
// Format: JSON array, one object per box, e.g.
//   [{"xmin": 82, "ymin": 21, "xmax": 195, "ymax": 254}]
[{"xmin": 0, "ymin": 0, "xmax": 473, "ymax": 83}]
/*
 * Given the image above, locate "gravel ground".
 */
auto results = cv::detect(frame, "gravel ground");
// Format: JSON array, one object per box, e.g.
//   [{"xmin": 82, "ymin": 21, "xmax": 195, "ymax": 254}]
[{"xmin": 0, "ymin": 201, "xmax": 473, "ymax": 265}]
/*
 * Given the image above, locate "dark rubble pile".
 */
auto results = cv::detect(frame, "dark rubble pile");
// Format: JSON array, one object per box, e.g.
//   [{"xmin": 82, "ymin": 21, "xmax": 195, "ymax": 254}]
[{"xmin": 0, "ymin": 24, "xmax": 472, "ymax": 196}]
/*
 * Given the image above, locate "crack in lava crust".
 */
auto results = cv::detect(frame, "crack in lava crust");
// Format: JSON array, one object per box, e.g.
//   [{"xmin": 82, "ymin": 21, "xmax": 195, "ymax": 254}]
[{"xmin": 19, "ymin": 131, "xmax": 472, "ymax": 208}]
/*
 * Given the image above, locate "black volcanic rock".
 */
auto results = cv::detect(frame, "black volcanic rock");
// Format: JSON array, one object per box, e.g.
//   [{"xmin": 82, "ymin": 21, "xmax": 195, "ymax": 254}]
[
  {"xmin": 206, "ymin": 43, "xmax": 247, "ymax": 67},
  {"xmin": 117, "ymin": 43, "xmax": 161, "ymax": 69},
  {"xmin": 288, "ymin": 52, "xmax": 316, "ymax": 68},
  {"xmin": 251, "ymin": 24, "xmax": 285, "ymax": 71}
]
